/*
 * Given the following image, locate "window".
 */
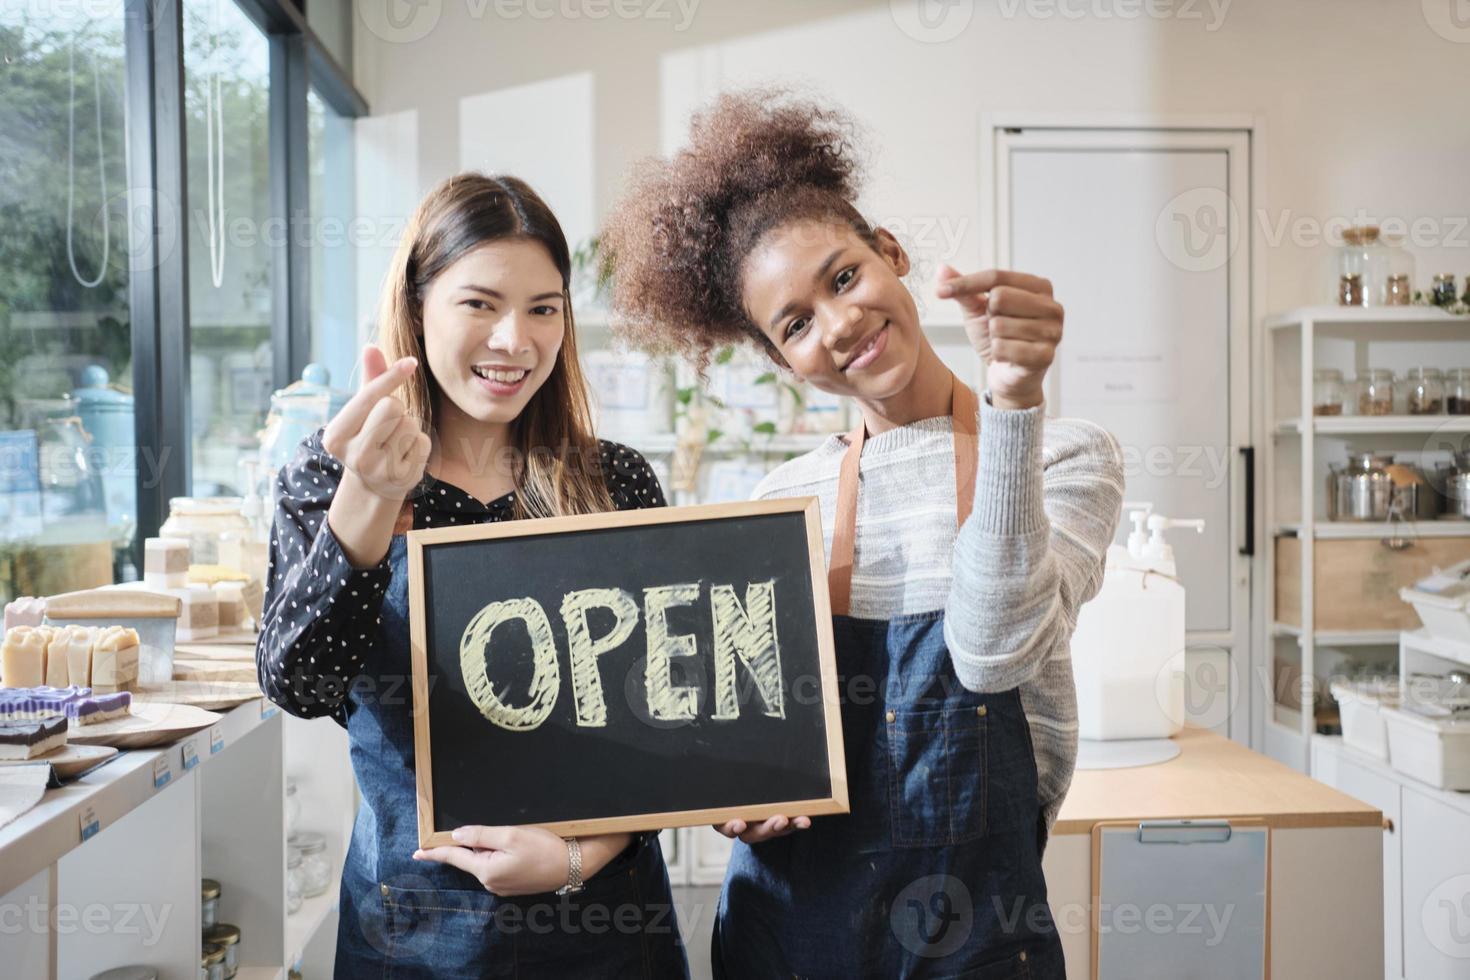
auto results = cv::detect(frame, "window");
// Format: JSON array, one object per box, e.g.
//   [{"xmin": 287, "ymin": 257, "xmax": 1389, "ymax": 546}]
[
  {"xmin": 308, "ymin": 86, "xmax": 357, "ymax": 390},
  {"xmin": 184, "ymin": 0, "xmax": 273, "ymax": 497},
  {"xmin": 0, "ymin": 11, "xmax": 135, "ymax": 595}
]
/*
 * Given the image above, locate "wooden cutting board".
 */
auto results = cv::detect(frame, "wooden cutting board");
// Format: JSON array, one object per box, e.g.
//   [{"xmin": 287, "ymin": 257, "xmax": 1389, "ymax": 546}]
[
  {"xmin": 172, "ymin": 658, "xmax": 257, "ymax": 684},
  {"xmin": 134, "ymin": 680, "xmax": 263, "ymax": 711},
  {"xmin": 173, "ymin": 641, "xmax": 257, "ymax": 663},
  {"xmin": 0, "ymin": 743, "xmax": 118, "ymax": 778},
  {"xmin": 67, "ymin": 701, "xmax": 221, "ymax": 750}
]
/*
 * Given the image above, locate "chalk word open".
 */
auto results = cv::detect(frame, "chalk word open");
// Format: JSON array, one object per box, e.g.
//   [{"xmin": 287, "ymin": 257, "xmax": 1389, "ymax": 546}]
[{"xmin": 459, "ymin": 581, "xmax": 785, "ymax": 731}]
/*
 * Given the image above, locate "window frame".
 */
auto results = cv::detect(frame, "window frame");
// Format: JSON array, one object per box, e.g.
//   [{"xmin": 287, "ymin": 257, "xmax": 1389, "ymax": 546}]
[{"xmin": 122, "ymin": 0, "xmax": 367, "ymax": 548}]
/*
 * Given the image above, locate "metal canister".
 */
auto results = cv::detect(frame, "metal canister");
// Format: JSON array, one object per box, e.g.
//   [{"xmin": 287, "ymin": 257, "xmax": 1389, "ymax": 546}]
[
  {"xmin": 1327, "ymin": 452, "xmax": 1395, "ymax": 521},
  {"xmin": 1385, "ymin": 461, "xmax": 1441, "ymax": 519}
]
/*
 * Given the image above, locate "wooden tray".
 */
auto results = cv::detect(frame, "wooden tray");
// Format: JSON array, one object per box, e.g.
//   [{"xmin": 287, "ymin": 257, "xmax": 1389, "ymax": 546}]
[
  {"xmin": 0, "ymin": 744, "xmax": 118, "ymax": 778},
  {"xmin": 172, "ymin": 658, "xmax": 257, "ymax": 684},
  {"xmin": 176, "ymin": 626, "xmax": 259, "ymax": 647},
  {"xmin": 172, "ymin": 640, "xmax": 256, "ymax": 663},
  {"xmin": 133, "ymin": 680, "xmax": 262, "ymax": 711},
  {"xmin": 67, "ymin": 701, "xmax": 221, "ymax": 750}
]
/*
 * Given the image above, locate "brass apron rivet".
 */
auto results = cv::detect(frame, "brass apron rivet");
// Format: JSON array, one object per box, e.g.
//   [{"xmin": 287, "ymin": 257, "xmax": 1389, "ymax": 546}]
[
  {"xmin": 885, "ymin": 710, "xmax": 896, "ymax": 723},
  {"xmin": 977, "ymin": 705, "xmax": 987, "ymax": 717}
]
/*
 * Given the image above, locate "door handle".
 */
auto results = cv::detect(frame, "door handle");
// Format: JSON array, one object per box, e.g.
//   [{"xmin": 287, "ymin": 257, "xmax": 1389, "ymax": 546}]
[{"xmin": 1239, "ymin": 446, "xmax": 1255, "ymax": 557}]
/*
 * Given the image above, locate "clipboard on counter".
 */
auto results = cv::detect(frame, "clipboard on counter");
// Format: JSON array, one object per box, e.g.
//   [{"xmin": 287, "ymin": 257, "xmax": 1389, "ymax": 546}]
[{"xmin": 1091, "ymin": 818, "xmax": 1270, "ymax": 980}]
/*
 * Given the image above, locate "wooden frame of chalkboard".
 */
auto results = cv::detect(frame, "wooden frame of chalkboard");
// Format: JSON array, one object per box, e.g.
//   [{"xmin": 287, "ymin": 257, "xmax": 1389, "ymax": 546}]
[{"xmin": 407, "ymin": 497, "xmax": 848, "ymax": 846}]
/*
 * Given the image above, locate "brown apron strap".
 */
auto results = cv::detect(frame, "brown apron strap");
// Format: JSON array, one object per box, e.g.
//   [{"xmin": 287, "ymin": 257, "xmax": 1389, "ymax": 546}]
[{"xmin": 827, "ymin": 373, "xmax": 981, "ymax": 617}]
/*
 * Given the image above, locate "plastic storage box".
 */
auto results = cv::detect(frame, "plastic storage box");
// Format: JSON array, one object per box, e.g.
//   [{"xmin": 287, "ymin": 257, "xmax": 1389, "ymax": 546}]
[
  {"xmin": 1381, "ymin": 704, "xmax": 1470, "ymax": 790},
  {"xmin": 1330, "ymin": 678, "xmax": 1400, "ymax": 760}
]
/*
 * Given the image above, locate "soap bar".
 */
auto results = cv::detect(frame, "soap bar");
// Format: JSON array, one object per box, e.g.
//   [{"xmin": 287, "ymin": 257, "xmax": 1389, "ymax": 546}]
[
  {"xmin": 1, "ymin": 627, "xmax": 47, "ymax": 689},
  {"xmin": 144, "ymin": 537, "xmax": 190, "ymax": 589},
  {"xmin": 3, "ymin": 597, "xmax": 46, "ymax": 633},
  {"xmin": 44, "ymin": 629, "xmax": 72, "ymax": 687},
  {"xmin": 145, "ymin": 537, "xmax": 190, "ymax": 575},
  {"xmin": 91, "ymin": 627, "xmax": 140, "ymax": 693},
  {"xmin": 0, "ymin": 715, "xmax": 67, "ymax": 760},
  {"xmin": 188, "ymin": 564, "xmax": 250, "ymax": 587},
  {"xmin": 214, "ymin": 581, "xmax": 246, "ymax": 628},
  {"xmin": 0, "ymin": 685, "xmax": 131, "ymax": 726},
  {"xmin": 63, "ymin": 626, "xmax": 95, "ymax": 687},
  {"xmin": 177, "ymin": 587, "xmax": 219, "ymax": 641}
]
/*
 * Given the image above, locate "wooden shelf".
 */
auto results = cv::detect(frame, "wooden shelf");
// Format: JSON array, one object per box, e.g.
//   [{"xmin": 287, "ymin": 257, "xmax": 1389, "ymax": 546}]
[
  {"xmin": 1275, "ymin": 414, "xmax": 1470, "ymax": 435},
  {"xmin": 1274, "ymin": 521, "xmax": 1470, "ymax": 539},
  {"xmin": 1271, "ymin": 622, "xmax": 1401, "ymax": 646},
  {"xmin": 1267, "ymin": 306, "xmax": 1470, "ymax": 329}
]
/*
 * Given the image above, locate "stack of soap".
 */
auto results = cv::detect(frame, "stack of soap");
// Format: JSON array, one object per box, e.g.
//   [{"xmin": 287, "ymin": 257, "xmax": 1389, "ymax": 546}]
[
  {"xmin": 214, "ymin": 581, "xmax": 247, "ymax": 629},
  {"xmin": 2, "ymin": 627, "xmax": 50, "ymax": 688},
  {"xmin": 0, "ymin": 685, "xmax": 131, "ymax": 726},
  {"xmin": 0, "ymin": 716, "xmax": 67, "ymax": 760},
  {"xmin": 3, "ymin": 596, "xmax": 46, "ymax": 634},
  {"xmin": 91, "ymin": 626, "xmax": 140, "ymax": 693},
  {"xmin": 144, "ymin": 537, "xmax": 190, "ymax": 589},
  {"xmin": 176, "ymin": 586, "xmax": 219, "ymax": 641}
]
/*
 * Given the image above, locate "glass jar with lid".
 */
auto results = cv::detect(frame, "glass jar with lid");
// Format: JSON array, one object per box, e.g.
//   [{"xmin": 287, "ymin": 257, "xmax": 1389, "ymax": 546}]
[
  {"xmin": 202, "ymin": 922, "xmax": 241, "ymax": 979},
  {"xmin": 1356, "ymin": 369, "xmax": 1396, "ymax": 416},
  {"xmin": 1313, "ymin": 368, "xmax": 1346, "ymax": 416},
  {"xmin": 201, "ymin": 877, "xmax": 221, "ymax": 928},
  {"xmin": 1407, "ymin": 367, "xmax": 1446, "ymax": 415},
  {"xmin": 1448, "ymin": 369, "xmax": 1470, "ymax": 415},
  {"xmin": 201, "ymin": 943, "xmax": 225, "ymax": 980},
  {"xmin": 286, "ymin": 846, "xmax": 304, "ymax": 915},
  {"xmin": 289, "ymin": 831, "xmax": 333, "ymax": 898},
  {"xmin": 1335, "ymin": 225, "xmax": 1392, "ymax": 306},
  {"xmin": 158, "ymin": 496, "xmax": 248, "ymax": 565}
]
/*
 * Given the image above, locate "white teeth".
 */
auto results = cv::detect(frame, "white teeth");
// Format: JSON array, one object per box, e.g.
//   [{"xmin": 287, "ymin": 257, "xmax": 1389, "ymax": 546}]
[{"xmin": 472, "ymin": 366, "xmax": 529, "ymax": 383}]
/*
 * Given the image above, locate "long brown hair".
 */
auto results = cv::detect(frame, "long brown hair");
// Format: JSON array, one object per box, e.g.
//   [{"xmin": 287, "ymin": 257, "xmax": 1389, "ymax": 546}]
[{"xmin": 375, "ymin": 173, "xmax": 612, "ymax": 518}]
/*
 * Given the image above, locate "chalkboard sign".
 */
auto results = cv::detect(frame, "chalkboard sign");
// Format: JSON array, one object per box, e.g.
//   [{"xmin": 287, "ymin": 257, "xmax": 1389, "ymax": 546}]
[{"xmin": 407, "ymin": 498, "xmax": 847, "ymax": 845}]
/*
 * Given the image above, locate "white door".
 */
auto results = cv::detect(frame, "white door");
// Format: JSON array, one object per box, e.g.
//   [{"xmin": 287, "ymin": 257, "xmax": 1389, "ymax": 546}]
[{"xmin": 990, "ymin": 126, "xmax": 1253, "ymax": 744}]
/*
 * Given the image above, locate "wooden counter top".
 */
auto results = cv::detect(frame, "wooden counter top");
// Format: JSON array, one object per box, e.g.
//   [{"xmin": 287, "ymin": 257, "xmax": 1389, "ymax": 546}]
[{"xmin": 1053, "ymin": 726, "xmax": 1381, "ymax": 834}]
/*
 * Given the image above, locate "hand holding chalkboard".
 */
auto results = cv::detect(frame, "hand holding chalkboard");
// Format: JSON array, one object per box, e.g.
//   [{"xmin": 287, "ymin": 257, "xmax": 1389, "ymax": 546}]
[{"xmin": 407, "ymin": 499, "xmax": 849, "ymax": 843}]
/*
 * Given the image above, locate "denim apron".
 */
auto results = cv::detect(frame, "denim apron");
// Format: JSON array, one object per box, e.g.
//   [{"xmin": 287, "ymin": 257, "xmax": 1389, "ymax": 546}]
[
  {"xmin": 713, "ymin": 378, "xmax": 1065, "ymax": 979},
  {"xmin": 333, "ymin": 534, "xmax": 690, "ymax": 979}
]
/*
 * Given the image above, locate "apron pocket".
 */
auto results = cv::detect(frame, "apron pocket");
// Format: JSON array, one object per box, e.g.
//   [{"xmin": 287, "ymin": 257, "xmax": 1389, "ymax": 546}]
[{"xmin": 886, "ymin": 704, "xmax": 987, "ymax": 847}]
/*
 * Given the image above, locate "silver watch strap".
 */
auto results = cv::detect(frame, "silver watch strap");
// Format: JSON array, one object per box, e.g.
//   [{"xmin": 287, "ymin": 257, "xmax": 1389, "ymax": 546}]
[{"xmin": 557, "ymin": 837, "xmax": 585, "ymax": 895}]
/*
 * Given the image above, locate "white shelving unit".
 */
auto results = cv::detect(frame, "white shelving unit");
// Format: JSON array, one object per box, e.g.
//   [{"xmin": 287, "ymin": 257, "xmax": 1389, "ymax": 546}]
[
  {"xmin": 0, "ymin": 699, "xmax": 354, "ymax": 980},
  {"xmin": 1263, "ymin": 306, "xmax": 1470, "ymax": 773}
]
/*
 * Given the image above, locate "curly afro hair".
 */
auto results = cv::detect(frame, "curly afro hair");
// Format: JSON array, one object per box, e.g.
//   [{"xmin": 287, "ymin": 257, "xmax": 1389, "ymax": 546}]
[{"xmin": 600, "ymin": 89, "xmax": 875, "ymax": 372}]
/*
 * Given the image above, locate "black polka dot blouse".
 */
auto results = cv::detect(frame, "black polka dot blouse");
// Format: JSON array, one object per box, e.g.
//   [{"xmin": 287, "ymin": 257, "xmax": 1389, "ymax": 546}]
[{"xmin": 254, "ymin": 428, "xmax": 667, "ymax": 725}]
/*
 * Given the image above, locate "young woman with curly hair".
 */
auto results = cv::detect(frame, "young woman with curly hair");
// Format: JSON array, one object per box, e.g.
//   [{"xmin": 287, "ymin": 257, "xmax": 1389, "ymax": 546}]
[
  {"xmin": 602, "ymin": 92, "xmax": 1124, "ymax": 978},
  {"xmin": 257, "ymin": 174, "xmax": 688, "ymax": 978}
]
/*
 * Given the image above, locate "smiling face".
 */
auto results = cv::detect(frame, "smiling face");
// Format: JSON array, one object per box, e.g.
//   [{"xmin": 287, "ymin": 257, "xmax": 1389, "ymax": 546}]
[
  {"xmin": 741, "ymin": 219, "xmax": 923, "ymax": 401},
  {"xmin": 419, "ymin": 238, "xmax": 567, "ymax": 430}
]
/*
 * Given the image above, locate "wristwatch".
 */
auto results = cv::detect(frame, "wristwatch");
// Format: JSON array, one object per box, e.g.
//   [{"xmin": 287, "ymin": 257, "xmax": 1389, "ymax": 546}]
[{"xmin": 556, "ymin": 837, "xmax": 585, "ymax": 896}]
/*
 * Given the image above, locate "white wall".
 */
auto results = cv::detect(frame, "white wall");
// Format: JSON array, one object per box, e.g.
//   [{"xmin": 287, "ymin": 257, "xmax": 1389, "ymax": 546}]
[{"xmin": 350, "ymin": 0, "xmax": 1470, "ymax": 318}]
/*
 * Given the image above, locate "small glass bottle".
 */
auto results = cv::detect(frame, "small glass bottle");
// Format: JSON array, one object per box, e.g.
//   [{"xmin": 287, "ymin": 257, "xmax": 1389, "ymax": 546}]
[
  {"xmin": 1357, "ymin": 369, "xmax": 1396, "ymax": 416},
  {"xmin": 1447, "ymin": 369, "xmax": 1470, "ymax": 415},
  {"xmin": 201, "ymin": 923, "xmax": 241, "ymax": 979},
  {"xmin": 201, "ymin": 943, "xmax": 225, "ymax": 980},
  {"xmin": 1385, "ymin": 274, "xmax": 1412, "ymax": 305},
  {"xmin": 1313, "ymin": 368, "xmax": 1346, "ymax": 415},
  {"xmin": 1432, "ymin": 273, "xmax": 1458, "ymax": 307}
]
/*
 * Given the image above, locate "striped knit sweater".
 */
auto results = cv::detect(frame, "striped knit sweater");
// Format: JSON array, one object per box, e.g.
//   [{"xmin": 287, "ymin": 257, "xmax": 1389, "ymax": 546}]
[{"xmin": 753, "ymin": 396, "xmax": 1125, "ymax": 828}]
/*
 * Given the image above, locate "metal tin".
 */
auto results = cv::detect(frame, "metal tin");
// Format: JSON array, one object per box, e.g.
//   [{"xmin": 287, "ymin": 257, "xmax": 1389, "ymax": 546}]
[
  {"xmin": 1327, "ymin": 452, "xmax": 1395, "ymax": 521},
  {"xmin": 89, "ymin": 968, "xmax": 159, "ymax": 980}
]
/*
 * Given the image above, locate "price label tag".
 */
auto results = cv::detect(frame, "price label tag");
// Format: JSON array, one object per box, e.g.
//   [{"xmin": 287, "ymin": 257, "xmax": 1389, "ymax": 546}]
[
  {"xmin": 181, "ymin": 741, "xmax": 199, "ymax": 771},
  {"xmin": 209, "ymin": 725, "xmax": 224, "ymax": 755},
  {"xmin": 79, "ymin": 805, "xmax": 100, "ymax": 841},
  {"xmin": 260, "ymin": 698, "xmax": 278, "ymax": 722},
  {"xmin": 152, "ymin": 755, "xmax": 172, "ymax": 790}
]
